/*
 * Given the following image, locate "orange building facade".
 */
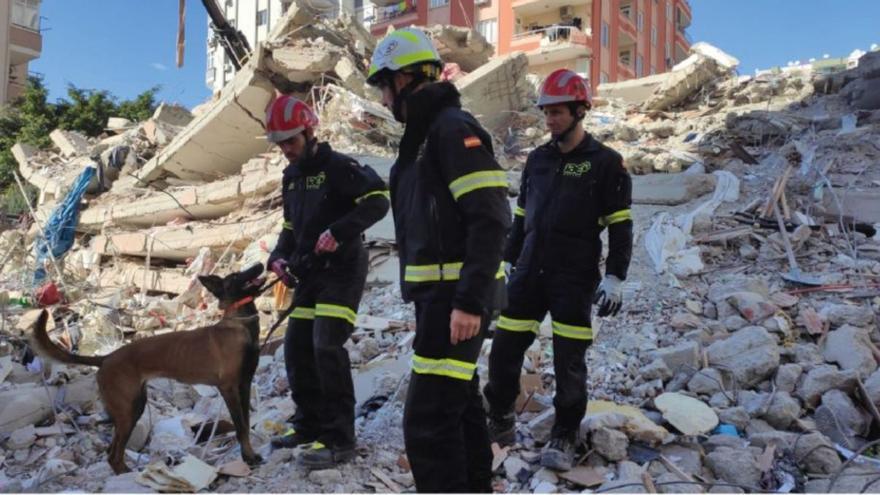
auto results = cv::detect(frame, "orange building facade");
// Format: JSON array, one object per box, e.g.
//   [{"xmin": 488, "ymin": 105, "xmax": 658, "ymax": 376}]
[{"xmin": 368, "ymin": 0, "xmax": 692, "ymax": 91}]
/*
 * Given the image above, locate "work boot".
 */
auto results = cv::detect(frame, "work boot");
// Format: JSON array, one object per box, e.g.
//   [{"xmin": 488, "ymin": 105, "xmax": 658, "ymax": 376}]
[
  {"xmin": 298, "ymin": 441, "xmax": 356, "ymax": 469},
  {"xmin": 488, "ymin": 412, "xmax": 516, "ymax": 446},
  {"xmin": 270, "ymin": 428, "xmax": 316, "ymax": 449},
  {"xmin": 540, "ymin": 436, "xmax": 576, "ymax": 471}
]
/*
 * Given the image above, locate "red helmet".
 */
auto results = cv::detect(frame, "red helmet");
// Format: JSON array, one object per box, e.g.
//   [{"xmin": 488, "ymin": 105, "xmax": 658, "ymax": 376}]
[
  {"xmin": 265, "ymin": 95, "xmax": 319, "ymax": 143},
  {"xmin": 537, "ymin": 69, "xmax": 592, "ymax": 109}
]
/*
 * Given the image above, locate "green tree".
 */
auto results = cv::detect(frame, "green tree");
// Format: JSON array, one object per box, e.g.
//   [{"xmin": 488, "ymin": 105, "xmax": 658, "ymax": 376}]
[
  {"xmin": 56, "ymin": 85, "xmax": 117, "ymax": 137},
  {"xmin": 117, "ymin": 86, "xmax": 160, "ymax": 122}
]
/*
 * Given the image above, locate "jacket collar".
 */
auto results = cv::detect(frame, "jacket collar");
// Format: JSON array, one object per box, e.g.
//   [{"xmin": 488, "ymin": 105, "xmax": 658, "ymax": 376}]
[
  {"xmin": 286, "ymin": 142, "xmax": 332, "ymax": 177},
  {"xmin": 541, "ymin": 132, "xmax": 601, "ymax": 157},
  {"xmin": 398, "ymin": 82, "xmax": 462, "ymax": 162}
]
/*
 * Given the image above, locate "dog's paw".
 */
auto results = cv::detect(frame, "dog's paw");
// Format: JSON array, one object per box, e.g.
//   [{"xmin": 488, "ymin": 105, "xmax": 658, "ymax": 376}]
[{"xmin": 244, "ymin": 453, "xmax": 263, "ymax": 465}]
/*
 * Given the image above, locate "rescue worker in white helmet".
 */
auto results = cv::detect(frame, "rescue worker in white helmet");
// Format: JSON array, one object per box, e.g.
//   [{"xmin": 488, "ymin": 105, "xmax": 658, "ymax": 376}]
[{"xmin": 366, "ymin": 28, "xmax": 511, "ymax": 492}]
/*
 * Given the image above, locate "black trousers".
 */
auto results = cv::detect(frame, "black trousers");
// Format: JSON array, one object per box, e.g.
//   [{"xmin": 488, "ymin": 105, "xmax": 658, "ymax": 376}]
[
  {"xmin": 284, "ymin": 248, "xmax": 367, "ymax": 448},
  {"xmin": 484, "ymin": 269, "xmax": 594, "ymax": 439},
  {"xmin": 403, "ymin": 295, "xmax": 493, "ymax": 493}
]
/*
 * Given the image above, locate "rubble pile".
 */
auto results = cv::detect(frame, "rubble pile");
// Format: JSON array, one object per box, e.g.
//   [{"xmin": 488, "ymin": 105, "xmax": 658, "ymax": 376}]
[{"xmin": 1, "ymin": 4, "xmax": 880, "ymax": 489}]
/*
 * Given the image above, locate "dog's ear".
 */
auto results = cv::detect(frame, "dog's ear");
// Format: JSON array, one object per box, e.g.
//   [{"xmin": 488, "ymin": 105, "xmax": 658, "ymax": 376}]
[{"xmin": 198, "ymin": 275, "xmax": 225, "ymax": 297}]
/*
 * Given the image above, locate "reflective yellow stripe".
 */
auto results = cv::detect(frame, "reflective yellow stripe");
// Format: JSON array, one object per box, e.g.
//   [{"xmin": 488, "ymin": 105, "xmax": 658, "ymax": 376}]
[
  {"xmin": 315, "ymin": 303, "xmax": 357, "ymax": 325},
  {"xmin": 599, "ymin": 208, "xmax": 632, "ymax": 227},
  {"xmin": 282, "ymin": 220, "xmax": 293, "ymax": 230},
  {"xmin": 393, "ymin": 50, "xmax": 439, "ymax": 68},
  {"xmin": 355, "ymin": 190, "xmax": 390, "ymax": 204},
  {"xmin": 310, "ymin": 441, "xmax": 326, "ymax": 450},
  {"xmin": 497, "ymin": 316, "xmax": 539, "ymax": 333},
  {"xmin": 404, "ymin": 262, "xmax": 464, "ymax": 282},
  {"xmin": 411, "ymin": 355, "xmax": 477, "ymax": 381},
  {"xmin": 552, "ymin": 321, "xmax": 593, "ymax": 340},
  {"xmin": 448, "ymin": 171, "xmax": 508, "ymax": 201},
  {"xmin": 514, "ymin": 206, "xmax": 526, "ymax": 217},
  {"xmin": 496, "ymin": 262, "xmax": 506, "ymax": 280},
  {"xmin": 290, "ymin": 307, "xmax": 316, "ymax": 320},
  {"xmin": 390, "ymin": 30, "xmax": 420, "ymax": 44}
]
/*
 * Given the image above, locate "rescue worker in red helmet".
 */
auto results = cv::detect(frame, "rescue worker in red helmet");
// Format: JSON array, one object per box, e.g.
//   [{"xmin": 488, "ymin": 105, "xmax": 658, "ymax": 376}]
[
  {"xmin": 366, "ymin": 28, "xmax": 511, "ymax": 492},
  {"xmin": 264, "ymin": 95, "xmax": 390, "ymax": 469},
  {"xmin": 483, "ymin": 69, "xmax": 633, "ymax": 471}
]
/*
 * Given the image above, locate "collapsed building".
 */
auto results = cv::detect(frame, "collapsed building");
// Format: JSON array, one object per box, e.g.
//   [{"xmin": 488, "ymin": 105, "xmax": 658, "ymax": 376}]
[{"xmin": 1, "ymin": 1, "xmax": 880, "ymax": 491}]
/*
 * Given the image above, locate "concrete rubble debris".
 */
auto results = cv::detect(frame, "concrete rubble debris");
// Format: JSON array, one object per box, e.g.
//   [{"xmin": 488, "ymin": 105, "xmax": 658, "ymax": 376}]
[{"xmin": 0, "ymin": 22, "xmax": 878, "ymax": 493}]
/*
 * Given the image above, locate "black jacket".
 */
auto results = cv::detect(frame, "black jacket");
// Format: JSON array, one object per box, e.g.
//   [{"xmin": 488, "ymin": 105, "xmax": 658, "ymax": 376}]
[
  {"xmin": 390, "ymin": 82, "xmax": 511, "ymax": 314},
  {"xmin": 269, "ymin": 142, "xmax": 389, "ymax": 267},
  {"xmin": 505, "ymin": 134, "xmax": 633, "ymax": 281}
]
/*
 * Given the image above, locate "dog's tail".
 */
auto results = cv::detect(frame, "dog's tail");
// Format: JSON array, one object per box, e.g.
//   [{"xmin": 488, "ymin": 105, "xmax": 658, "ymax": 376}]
[{"xmin": 31, "ymin": 309, "xmax": 105, "ymax": 367}]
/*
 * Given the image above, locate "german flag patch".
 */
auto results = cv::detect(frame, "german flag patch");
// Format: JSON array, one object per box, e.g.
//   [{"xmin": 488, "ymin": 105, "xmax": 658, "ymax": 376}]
[{"xmin": 463, "ymin": 136, "xmax": 482, "ymax": 148}]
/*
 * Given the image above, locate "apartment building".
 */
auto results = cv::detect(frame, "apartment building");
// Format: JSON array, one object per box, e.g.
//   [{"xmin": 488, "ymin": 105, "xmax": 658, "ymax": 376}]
[
  {"xmin": 205, "ymin": 0, "xmax": 363, "ymax": 92},
  {"xmin": 367, "ymin": 0, "xmax": 476, "ymax": 37},
  {"xmin": 1, "ymin": 0, "xmax": 42, "ymax": 104},
  {"xmin": 480, "ymin": 0, "xmax": 691, "ymax": 88}
]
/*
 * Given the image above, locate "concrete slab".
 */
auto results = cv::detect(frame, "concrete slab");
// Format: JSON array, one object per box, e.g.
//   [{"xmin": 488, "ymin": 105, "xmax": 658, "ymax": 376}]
[
  {"xmin": 632, "ymin": 173, "xmax": 718, "ymax": 206},
  {"xmin": 598, "ymin": 73, "xmax": 670, "ymax": 104},
  {"xmin": 151, "ymin": 103, "xmax": 194, "ymax": 127},
  {"xmin": 456, "ymin": 53, "xmax": 530, "ymax": 130},
  {"xmin": 426, "ymin": 25, "xmax": 493, "ymax": 72},
  {"xmin": 134, "ymin": 51, "xmax": 276, "ymax": 183},
  {"xmin": 50, "ymin": 129, "xmax": 90, "ymax": 158},
  {"xmin": 92, "ymin": 211, "xmax": 282, "ymax": 262},
  {"xmin": 822, "ymin": 189, "xmax": 880, "ymax": 224},
  {"xmin": 99, "ymin": 262, "xmax": 191, "ymax": 294},
  {"xmin": 642, "ymin": 54, "xmax": 725, "ymax": 111}
]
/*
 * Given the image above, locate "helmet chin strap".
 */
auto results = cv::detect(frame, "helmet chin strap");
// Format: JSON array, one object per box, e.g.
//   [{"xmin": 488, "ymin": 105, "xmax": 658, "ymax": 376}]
[
  {"xmin": 552, "ymin": 111, "xmax": 585, "ymax": 148},
  {"xmin": 391, "ymin": 76, "xmax": 426, "ymax": 123}
]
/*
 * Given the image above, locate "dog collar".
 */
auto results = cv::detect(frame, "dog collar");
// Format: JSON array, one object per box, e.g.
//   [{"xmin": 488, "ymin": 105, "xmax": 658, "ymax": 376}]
[{"xmin": 225, "ymin": 296, "xmax": 255, "ymax": 315}]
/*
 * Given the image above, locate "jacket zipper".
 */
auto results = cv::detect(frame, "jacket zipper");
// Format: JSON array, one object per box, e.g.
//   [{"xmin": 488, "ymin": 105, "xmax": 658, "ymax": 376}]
[{"xmin": 429, "ymin": 194, "xmax": 446, "ymax": 280}]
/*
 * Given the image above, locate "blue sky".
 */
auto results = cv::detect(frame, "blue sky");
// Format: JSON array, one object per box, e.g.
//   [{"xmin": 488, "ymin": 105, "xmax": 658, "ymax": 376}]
[{"xmin": 30, "ymin": 0, "xmax": 880, "ymax": 110}]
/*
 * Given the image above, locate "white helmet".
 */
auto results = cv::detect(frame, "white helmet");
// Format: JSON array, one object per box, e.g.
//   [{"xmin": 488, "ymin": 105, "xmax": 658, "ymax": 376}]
[{"xmin": 367, "ymin": 28, "xmax": 442, "ymax": 86}]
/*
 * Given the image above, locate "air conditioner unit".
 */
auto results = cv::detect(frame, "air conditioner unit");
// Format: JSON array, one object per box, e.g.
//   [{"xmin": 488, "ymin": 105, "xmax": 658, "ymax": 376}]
[{"xmin": 559, "ymin": 6, "xmax": 573, "ymax": 17}]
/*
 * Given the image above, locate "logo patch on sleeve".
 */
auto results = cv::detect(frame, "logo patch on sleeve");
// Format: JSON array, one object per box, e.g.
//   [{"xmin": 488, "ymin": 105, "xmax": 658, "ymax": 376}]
[{"xmin": 463, "ymin": 136, "xmax": 482, "ymax": 148}]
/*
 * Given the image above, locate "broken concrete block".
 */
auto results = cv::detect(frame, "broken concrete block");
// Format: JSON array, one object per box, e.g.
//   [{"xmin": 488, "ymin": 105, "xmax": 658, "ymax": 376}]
[
  {"xmin": 593, "ymin": 427, "xmax": 628, "ymax": 461},
  {"xmin": 266, "ymin": 41, "xmax": 344, "ymax": 83},
  {"xmin": 0, "ymin": 378, "xmax": 99, "ymax": 433},
  {"xmin": 334, "ymin": 55, "xmax": 367, "ymax": 96},
  {"xmin": 106, "ymin": 117, "xmax": 133, "ymax": 132},
  {"xmin": 726, "ymin": 292, "xmax": 779, "ymax": 324},
  {"xmin": 632, "ymin": 173, "xmax": 717, "ymax": 206},
  {"xmin": 151, "ymin": 103, "xmax": 194, "ymax": 128},
  {"xmin": 642, "ymin": 54, "xmax": 726, "ymax": 111},
  {"xmin": 598, "ymin": 72, "xmax": 670, "ymax": 105},
  {"xmin": 98, "ymin": 262, "xmax": 191, "ymax": 295},
  {"xmin": 50, "ymin": 129, "xmax": 91, "ymax": 157},
  {"xmin": 794, "ymin": 433, "xmax": 842, "ymax": 475},
  {"xmin": 707, "ymin": 326, "xmax": 780, "ymax": 388},
  {"xmin": 796, "ymin": 364, "xmax": 858, "ymax": 408},
  {"xmin": 583, "ymin": 400, "xmax": 670, "ymax": 444},
  {"xmin": 456, "ymin": 53, "xmax": 530, "ymax": 130},
  {"xmin": 822, "ymin": 325, "xmax": 877, "ymax": 379},
  {"xmin": 649, "ymin": 341, "xmax": 700, "ymax": 375},
  {"xmin": 425, "ymin": 25, "xmax": 493, "ymax": 72},
  {"xmin": 655, "ymin": 392, "xmax": 719, "ymax": 435},
  {"xmin": 706, "ymin": 447, "xmax": 761, "ymax": 487},
  {"xmin": 7, "ymin": 424, "xmax": 36, "ymax": 450}
]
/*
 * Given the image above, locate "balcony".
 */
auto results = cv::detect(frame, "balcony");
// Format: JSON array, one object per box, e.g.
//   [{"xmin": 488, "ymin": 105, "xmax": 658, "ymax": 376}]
[
  {"xmin": 11, "ymin": 0, "xmax": 41, "ymax": 31},
  {"xmin": 675, "ymin": 0, "xmax": 692, "ymax": 25},
  {"xmin": 368, "ymin": 1, "xmax": 419, "ymax": 32},
  {"xmin": 512, "ymin": 0, "xmax": 590, "ymax": 18},
  {"xmin": 618, "ymin": 9, "xmax": 638, "ymax": 39},
  {"xmin": 511, "ymin": 26, "xmax": 592, "ymax": 66},
  {"xmin": 617, "ymin": 60, "xmax": 634, "ymax": 79},
  {"xmin": 674, "ymin": 25, "xmax": 691, "ymax": 50}
]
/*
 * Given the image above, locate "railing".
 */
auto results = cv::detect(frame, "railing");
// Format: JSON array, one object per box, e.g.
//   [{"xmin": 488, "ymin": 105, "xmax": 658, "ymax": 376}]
[
  {"xmin": 372, "ymin": 1, "xmax": 418, "ymax": 24},
  {"xmin": 11, "ymin": 0, "xmax": 41, "ymax": 31},
  {"xmin": 675, "ymin": 25, "xmax": 693, "ymax": 44},
  {"xmin": 512, "ymin": 25, "xmax": 591, "ymax": 45}
]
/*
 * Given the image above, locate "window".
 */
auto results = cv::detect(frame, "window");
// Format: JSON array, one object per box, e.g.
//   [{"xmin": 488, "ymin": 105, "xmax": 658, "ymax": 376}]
[
  {"xmin": 636, "ymin": 55, "xmax": 643, "ymax": 77},
  {"xmin": 651, "ymin": 25, "xmax": 657, "ymax": 45},
  {"xmin": 650, "ymin": 64, "xmax": 656, "ymax": 74},
  {"xmin": 665, "ymin": 41, "xmax": 671, "ymax": 59},
  {"xmin": 637, "ymin": 11, "xmax": 644, "ymax": 31},
  {"xmin": 477, "ymin": 18, "xmax": 498, "ymax": 44},
  {"xmin": 601, "ymin": 21, "xmax": 609, "ymax": 47},
  {"xmin": 619, "ymin": 50, "xmax": 632, "ymax": 66},
  {"xmin": 667, "ymin": 3, "xmax": 672, "ymax": 20},
  {"xmin": 600, "ymin": 71, "xmax": 609, "ymax": 83},
  {"xmin": 429, "ymin": 0, "xmax": 449, "ymax": 8},
  {"xmin": 257, "ymin": 9, "xmax": 268, "ymax": 26}
]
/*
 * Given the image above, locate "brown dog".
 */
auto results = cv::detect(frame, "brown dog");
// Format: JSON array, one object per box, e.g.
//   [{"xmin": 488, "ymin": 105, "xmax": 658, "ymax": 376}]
[{"xmin": 31, "ymin": 264, "xmax": 266, "ymax": 474}]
